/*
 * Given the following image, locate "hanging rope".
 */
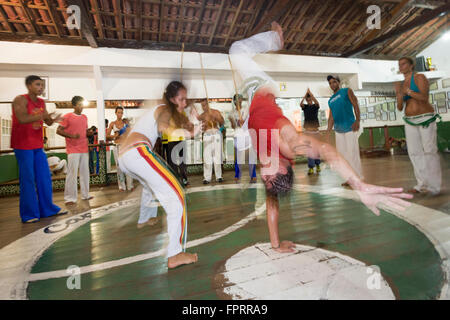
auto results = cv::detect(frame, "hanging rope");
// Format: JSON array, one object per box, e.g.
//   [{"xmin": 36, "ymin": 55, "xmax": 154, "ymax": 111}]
[
  {"xmin": 180, "ymin": 42, "xmax": 185, "ymax": 82},
  {"xmin": 199, "ymin": 52, "xmax": 209, "ymax": 102}
]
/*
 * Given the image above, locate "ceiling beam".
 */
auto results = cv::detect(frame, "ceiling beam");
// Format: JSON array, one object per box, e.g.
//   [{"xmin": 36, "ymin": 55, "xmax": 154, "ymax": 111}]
[
  {"xmin": 250, "ymin": 0, "xmax": 295, "ymax": 36},
  {"xmin": 394, "ymin": 16, "xmax": 446, "ymax": 55},
  {"xmin": 290, "ymin": 3, "xmax": 328, "ymax": 50},
  {"xmin": 90, "ymin": 0, "xmax": 105, "ymax": 39},
  {"xmin": 315, "ymin": 0, "xmax": 360, "ymax": 52},
  {"xmin": 244, "ymin": 0, "xmax": 271, "ymax": 37},
  {"xmin": 43, "ymin": 0, "xmax": 65, "ymax": 38},
  {"xmin": 137, "ymin": 0, "xmax": 142, "ymax": 41},
  {"xmin": 113, "ymin": 0, "xmax": 123, "ymax": 40},
  {"xmin": 350, "ymin": 0, "xmax": 413, "ymax": 52},
  {"xmin": 305, "ymin": 0, "xmax": 346, "ymax": 51},
  {"xmin": 176, "ymin": 0, "xmax": 186, "ymax": 43},
  {"xmin": 0, "ymin": 4, "xmax": 15, "ymax": 34},
  {"xmin": 207, "ymin": 0, "xmax": 226, "ymax": 46},
  {"xmin": 158, "ymin": 0, "xmax": 164, "ymax": 42},
  {"xmin": 284, "ymin": 0, "xmax": 313, "ymax": 44},
  {"xmin": 343, "ymin": 3, "xmax": 450, "ymax": 57},
  {"xmin": 18, "ymin": 0, "xmax": 40, "ymax": 35},
  {"xmin": 66, "ymin": 0, "xmax": 98, "ymax": 48},
  {"xmin": 242, "ymin": 0, "xmax": 267, "ymax": 38},
  {"xmin": 0, "ymin": 32, "xmax": 88, "ymax": 45},
  {"xmin": 223, "ymin": 0, "xmax": 245, "ymax": 47},
  {"xmin": 191, "ymin": 0, "xmax": 207, "ymax": 44}
]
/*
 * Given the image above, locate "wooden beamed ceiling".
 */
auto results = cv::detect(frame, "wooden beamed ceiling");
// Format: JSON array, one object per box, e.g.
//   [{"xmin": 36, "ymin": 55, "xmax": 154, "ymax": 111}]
[{"xmin": 0, "ymin": 0, "xmax": 448, "ymax": 59}]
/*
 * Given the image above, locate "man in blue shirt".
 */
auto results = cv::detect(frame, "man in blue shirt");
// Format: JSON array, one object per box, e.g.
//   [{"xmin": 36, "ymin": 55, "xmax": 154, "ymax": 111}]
[{"xmin": 326, "ymin": 75, "xmax": 362, "ymax": 187}]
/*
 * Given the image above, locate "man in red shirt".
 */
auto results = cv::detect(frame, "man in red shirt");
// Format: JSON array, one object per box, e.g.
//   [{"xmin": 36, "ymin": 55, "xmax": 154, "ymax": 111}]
[
  {"xmin": 230, "ymin": 22, "xmax": 413, "ymax": 253},
  {"xmin": 57, "ymin": 96, "xmax": 93, "ymax": 205},
  {"xmin": 11, "ymin": 75, "xmax": 67, "ymax": 223}
]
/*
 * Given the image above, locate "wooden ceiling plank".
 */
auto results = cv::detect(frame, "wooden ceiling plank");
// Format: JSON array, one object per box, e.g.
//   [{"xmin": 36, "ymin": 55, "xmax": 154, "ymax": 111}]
[
  {"xmin": 176, "ymin": 0, "xmax": 186, "ymax": 43},
  {"xmin": 353, "ymin": 0, "xmax": 413, "ymax": 50},
  {"xmin": 66, "ymin": 0, "xmax": 99, "ymax": 47},
  {"xmin": 290, "ymin": 2, "xmax": 329, "ymax": 50},
  {"xmin": 343, "ymin": 3, "xmax": 450, "ymax": 57},
  {"xmin": 223, "ymin": 0, "xmax": 245, "ymax": 47},
  {"xmin": 90, "ymin": 0, "xmax": 105, "ymax": 39},
  {"xmin": 0, "ymin": 4, "xmax": 15, "ymax": 34},
  {"xmin": 250, "ymin": 0, "xmax": 297, "ymax": 37},
  {"xmin": 158, "ymin": 0, "xmax": 164, "ymax": 42},
  {"xmin": 18, "ymin": 0, "xmax": 41, "ymax": 35},
  {"xmin": 244, "ymin": 0, "xmax": 272, "ymax": 37},
  {"xmin": 113, "ymin": 0, "xmax": 123, "ymax": 40},
  {"xmin": 305, "ymin": 0, "xmax": 346, "ymax": 51},
  {"xmin": 284, "ymin": 0, "xmax": 313, "ymax": 43},
  {"xmin": 42, "ymin": 0, "xmax": 65, "ymax": 38},
  {"xmin": 315, "ymin": 0, "xmax": 360, "ymax": 52},
  {"xmin": 137, "ymin": 0, "xmax": 142, "ymax": 41},
  {"xmin": 191, "ymin": 0, "xmax": 207, "ymax": 43},
  {"xmin": 207, "ymin": 0, "xmax": 226, "ymax": 46}
]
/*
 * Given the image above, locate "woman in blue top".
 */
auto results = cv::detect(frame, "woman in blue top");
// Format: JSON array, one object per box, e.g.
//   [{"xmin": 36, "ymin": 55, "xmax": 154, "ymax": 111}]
[{"xmin": 394, "ymin": 57, "xmax": 441, "ymax": 195}]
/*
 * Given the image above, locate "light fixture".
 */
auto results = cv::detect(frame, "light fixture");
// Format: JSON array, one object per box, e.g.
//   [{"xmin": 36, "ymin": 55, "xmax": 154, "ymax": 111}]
[{"xmin": 82, "ymin": 100, "xmax": 89, "ymax": 107}]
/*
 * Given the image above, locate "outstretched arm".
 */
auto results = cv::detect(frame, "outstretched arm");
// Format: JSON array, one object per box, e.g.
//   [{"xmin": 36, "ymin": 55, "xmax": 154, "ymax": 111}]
[{"xmin": 280, "ymin": 123, "xmax": 412, "ymax": 215}]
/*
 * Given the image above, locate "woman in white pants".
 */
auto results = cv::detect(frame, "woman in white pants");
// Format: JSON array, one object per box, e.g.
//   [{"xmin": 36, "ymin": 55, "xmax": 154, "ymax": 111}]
[
  {"xmin": 395, "ymin": 57, "xmax": 441, "ymax": 195},
  {"xmin": 118, "ymin": 81, "xmax": 200, "ymax": 269}
]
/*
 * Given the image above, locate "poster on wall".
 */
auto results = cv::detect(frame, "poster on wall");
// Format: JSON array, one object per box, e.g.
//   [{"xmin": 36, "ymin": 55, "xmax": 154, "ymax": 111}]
[
  {"xmin": 368, "ymin": 106, "xmax": 374, "ymax": 113},
  {"xmin": 368, "ymin": 113, "xmax": 376, "ymax": 119},
  {"xmin": 388, "ymin": 102, "xmax": 395, "ymax": 111},
  {"xmin": 389, "ymin": 112, "xmax": 396, "ymax": 121},
  {"xmin": 382, "ymin": 103, "xmax": 388, "ymax": 111},
  {"xmin": 429, "ymin": 81, "xmax": 438, "ymax": 91},
  {"xmin": 40, "ymin": 76, "xmax": 49, "ymax": 100},
  {"xmin": 434, "ymin": 92, "xmax": 446, "ymax": 101},
  {"xmin": 442, "ymin": 78, "xmax": 450, "ymax": 88},
  {"xmin": 368, "ymin": 97, "xmax": 376, "ymax": 104},
  {"xmin": 361, "ymin": 113, "xmax": 367, "ymax": 120},
  {"xmin": 381, "ymin": 112, "xmax": 388, "ymax": 121},
  {"xmin": 358, "ymin": 98, "xmax": 366, "ymax": 106}
]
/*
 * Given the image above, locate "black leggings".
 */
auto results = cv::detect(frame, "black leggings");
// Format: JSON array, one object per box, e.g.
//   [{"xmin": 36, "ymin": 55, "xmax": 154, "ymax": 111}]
[{"xmin": 166, "ymin": 141, "xmax": 188, "ymax": 182}]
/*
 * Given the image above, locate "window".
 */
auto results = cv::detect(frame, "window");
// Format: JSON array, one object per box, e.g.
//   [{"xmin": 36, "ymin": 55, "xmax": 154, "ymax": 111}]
[{"xmin": 1, "ymin": 118, "xmax": 12, "ymax": 150}]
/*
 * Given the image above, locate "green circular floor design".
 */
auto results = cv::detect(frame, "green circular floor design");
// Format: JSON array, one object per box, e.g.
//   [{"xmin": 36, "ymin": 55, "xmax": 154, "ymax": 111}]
[{"xmin": 28, "ymin": 188, "xmax": 444, "ymax": 300}]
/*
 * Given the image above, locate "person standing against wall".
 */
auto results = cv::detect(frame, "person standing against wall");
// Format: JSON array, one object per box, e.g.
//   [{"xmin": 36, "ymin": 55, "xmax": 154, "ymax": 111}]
[
  {"xmin": 107, "ymin": 107, "xmax": 134, "ymax": 191},
  {"xmin": 300, "ymin": 89, "xmax": 321, "ymax": 175},
  {"xmin": 395, "ymin": 57, "xmax": 441, "ymax": 195},
  {"xmin": 11, "ymin": 75, "xmax": 67, "ymax": 223},
  {"xmin": 57, "ymin": 96, "xmax": 93, "ymax": 205},
  {"xmin": 326, "ymin": 75, "xmax": 363, "ymax": 187},
  {"xmin": 198, "ymin": 99, "xmax": 225, "ymax": 184},
  {"xmin": 229, "ymin": 94, "xmax": 257, "ymax": 183}
]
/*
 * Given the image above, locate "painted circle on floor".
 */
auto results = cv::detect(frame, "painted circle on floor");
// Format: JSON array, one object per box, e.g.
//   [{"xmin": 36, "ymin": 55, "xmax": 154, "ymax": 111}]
[
  {"xmin": 221, "ymin": 243, "xmax": 395, "ymax": 300},
  {"xmin": 0, "ymin": 184, "xmax": 447, "ymax": 300}
]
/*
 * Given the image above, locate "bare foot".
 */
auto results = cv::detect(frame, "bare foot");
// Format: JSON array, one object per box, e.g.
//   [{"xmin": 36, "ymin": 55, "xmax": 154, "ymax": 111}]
[
  {"xmin": 271, "ymin": 21, "xmax": 284, "ymax": 48},
  {"xmin": 137, "ymin": 217, "xmax": 159, "ymax": 229},
  {"xmin": 168, "ymin": 252, "xmax": 198, "ymax": 269}
]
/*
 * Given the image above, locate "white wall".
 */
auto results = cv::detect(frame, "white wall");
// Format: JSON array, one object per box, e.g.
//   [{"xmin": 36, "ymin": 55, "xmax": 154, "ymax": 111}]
[{"xmin": 418, "ymin": 33, "xmax": 450, "ymax": 73}]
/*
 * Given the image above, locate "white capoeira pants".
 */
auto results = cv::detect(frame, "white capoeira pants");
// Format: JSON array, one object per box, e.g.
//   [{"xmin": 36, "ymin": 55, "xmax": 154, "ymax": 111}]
[
  {"xmin": 118, "ymin": 142, "xmax": 187, "ymax": 258},
  {"xmin": 335, "ymin": 131, "xmax": 363, "ymax": 179},
  {"xmin": 404, "ymin": 121, "xmax": 441, "ymax": 194},
  {"xmin": 112, "ymin": 145, "xmax": 134, "ymax": 191},
  {"xmin": 203, "ymin": 131, "xmax": 223, "ymax": 182},
  {"xmin": 229, "ymin": 30, "xmax": 281, "ymax": 92},
  {"xmin": 64, "ymin": 153, "xmax": 90, "ymax": 203}
]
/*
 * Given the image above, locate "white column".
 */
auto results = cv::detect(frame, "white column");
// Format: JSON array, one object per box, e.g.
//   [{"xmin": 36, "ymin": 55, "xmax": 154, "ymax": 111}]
[{"xmin": 93, "ymin": 65, "xmax": 106, "ymax": 141}]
